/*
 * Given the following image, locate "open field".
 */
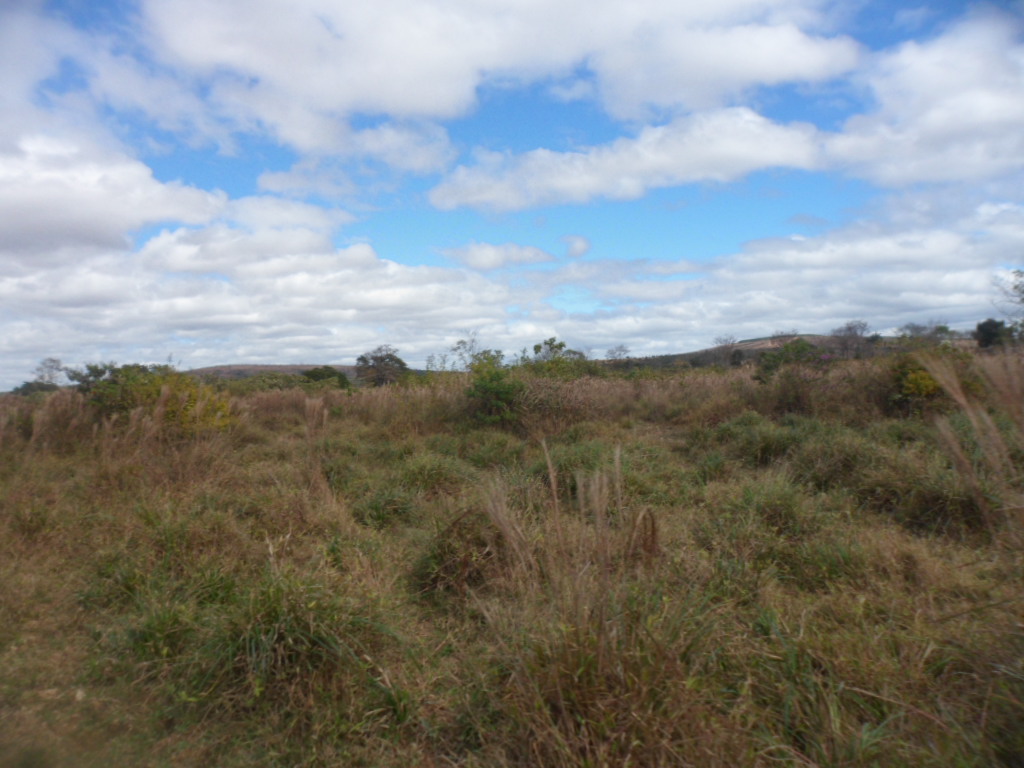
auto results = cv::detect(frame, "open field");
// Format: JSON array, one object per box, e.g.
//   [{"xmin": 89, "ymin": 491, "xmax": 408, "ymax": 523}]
[{"xmin": 1, "ymin": 352, "xmax": 1022, "ymax": 767}]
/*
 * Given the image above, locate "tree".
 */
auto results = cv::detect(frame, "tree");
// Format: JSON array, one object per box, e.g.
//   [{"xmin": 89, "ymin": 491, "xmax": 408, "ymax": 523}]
[
  {"xmin": 523, "ymin": 337, "xmax": 598, "ymax": 378},
  {"xmin": 899, "ymin": 320, "xmax": 952, "ymax": 341},
  {"xmin": 64, "ymin": 361, "xmax": 122, "ymax": 394},
  {"xmin": 532, "ymin": 337, "xmax": 569, "ymax": 361},
  {"xmin": 712, "ymin": 335, "xmax": 738, "ymax": 366},
  {"xmin": 34, "ymin": 357, "xmax": 64, "ymax": 386},
  {"xmin": 606, "ymin": 344, "xmax": 630, "ymax": 361},
  {"xmin": 302, "ymin": 366, "xmax": 351, "ymax": 388},
  {"xmin": 11, "ymin": 380, "xmax": 59, "ymax": 396},
  {"xmin": 997, "ymin": 269, "xmax": 1024, "ymax": 337},
  {"xmin": 11, "ymin": 357, "xmax": 64, "ymax": 395},
  {"xmin": 355, "ymin": 345, "xmax": 409, "ymax": 386},
  {"xmin": 830, "ymin": 320, "xmax": 870, "ymax": 358},
  {"xmin": 975, "ymin": 318, "xmax": 1011, "ymax": 348}
]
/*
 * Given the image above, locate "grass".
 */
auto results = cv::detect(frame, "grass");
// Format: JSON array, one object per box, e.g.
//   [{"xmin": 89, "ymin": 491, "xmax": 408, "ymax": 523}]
[{"xmin": 1, "ymin": 352, "xmax": 1022, "ymax": 766}]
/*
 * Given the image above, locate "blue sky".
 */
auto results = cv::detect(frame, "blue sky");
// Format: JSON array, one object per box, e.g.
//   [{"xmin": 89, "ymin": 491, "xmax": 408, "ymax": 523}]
[{"xmin": 1, "ymin": 0, "xmax": 1023, "ymax": 387}]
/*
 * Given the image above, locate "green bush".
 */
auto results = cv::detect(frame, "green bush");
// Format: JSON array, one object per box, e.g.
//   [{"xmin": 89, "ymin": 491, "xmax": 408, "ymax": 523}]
[
  {"xmin": 754, "ymin": 339, "xmax": 828, "ymax": 384},
  {"xmin": 302, "ymin": 365, "xmax": 351, "ymax": 389},
  {"xmin": 520, "ymin": 337, "xmax": 602, "ymax": 379},
  {"xmin": 67, "ymin": 363, "xmax": 232, "ymax": 435},
  {"xmin": 466, "ymin": 356, "xmax": 524, "ymax": 426}
]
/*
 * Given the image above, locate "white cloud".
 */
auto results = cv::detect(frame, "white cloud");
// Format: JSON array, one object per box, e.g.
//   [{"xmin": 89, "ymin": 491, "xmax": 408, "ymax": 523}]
[
  {"xmin": 828, "ymin": 10, "xmax": 1024, "ymax": 185},
  {"xmin": 0, "ymin": 135, "xmax": 223, "ymax": 269},
  {"xmin": 430, "ymin": 108, "xmax": 821, "ymax": 211},
  {"xmin": 444, "ymin": 242, "xmax": 553, "ymax": 270},
  {"xmin": 563, "ymin": 235, "xmax": 591, "ymax": 258},
  {"xmin": 226, "ymin": 196, "xmax": 354, "ymax": 231},
  {"xmin": 126, "ymin": 0, "xmax": 859, "ymax": 154},
  {"xmin": 345, "ymin": 122, "xmax": 456, "ymax": 173},
  {"xmin": 2, "ymin": 222, "xmax": 522, "ymax": 386},
  {"xmin": 2, "ymin": 195, "xmax": 1018, "ymax": 390},
  {"xmin": 258, "ymin": 160, "xmax": 356, "ymax": 199},
  {"xmin": 3, "ymin": 0, "xmax": 1022, "ymax": 390},
  {"xmin": 139, "ymin": 225, "xmax": 335, "ymax": 274},
  {"xmin": 591, "ymin": 21, "xmax": 860, "ymax": 117},
  {"xmin": 0, "ymin": 3, "xmax": 81, "ymax": 146}
]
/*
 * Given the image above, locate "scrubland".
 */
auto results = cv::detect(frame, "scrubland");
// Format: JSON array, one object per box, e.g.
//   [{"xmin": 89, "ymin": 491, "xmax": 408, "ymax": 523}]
[{"xmin": 1, "ymin": 352, "xmax": 1022, "ymax": 767}]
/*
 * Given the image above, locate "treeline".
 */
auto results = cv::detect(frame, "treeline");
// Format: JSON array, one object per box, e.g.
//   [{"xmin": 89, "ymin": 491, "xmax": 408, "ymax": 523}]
[{"xmin": 6, "ymin": 313, "xmax": 1018, "ymax": 401}]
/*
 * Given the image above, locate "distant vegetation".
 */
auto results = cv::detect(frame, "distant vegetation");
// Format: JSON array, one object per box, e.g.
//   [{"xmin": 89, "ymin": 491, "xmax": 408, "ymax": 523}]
[{"xmin": 2, "ymin": 325, "xmax": 1022, "ymax": 766}]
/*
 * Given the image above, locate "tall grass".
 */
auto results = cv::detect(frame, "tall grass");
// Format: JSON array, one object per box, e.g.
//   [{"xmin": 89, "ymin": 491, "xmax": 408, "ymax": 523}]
[
  {"xmin": 925, "ymin": 352, "xmax": 1024, "ymax": 545},
  {"xmin": 1, "ymin": 352, "xmax": 1022, "ymax": 766}
]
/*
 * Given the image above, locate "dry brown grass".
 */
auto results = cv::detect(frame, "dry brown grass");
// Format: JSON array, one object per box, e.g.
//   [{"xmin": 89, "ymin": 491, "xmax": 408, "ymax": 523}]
[
  {"xmin": 926, "ymin": 351, "xmax": 1024, "ymax": 546},
  {"xmin": 2, "ymin": 354, "xmax": 1022, "ymax": 766}
]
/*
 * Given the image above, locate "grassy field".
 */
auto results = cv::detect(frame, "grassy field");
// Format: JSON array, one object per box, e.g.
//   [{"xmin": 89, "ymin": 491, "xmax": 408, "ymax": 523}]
[{"xmin": 1, "ymin": 352, "xmax": 1022, "ymax": 767}]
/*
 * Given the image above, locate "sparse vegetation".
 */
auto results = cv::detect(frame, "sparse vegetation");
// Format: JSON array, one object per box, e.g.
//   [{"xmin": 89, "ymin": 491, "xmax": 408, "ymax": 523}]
[{"xmin": 1, "ymin": 348, "xmax": 1022, "ymax": 766}]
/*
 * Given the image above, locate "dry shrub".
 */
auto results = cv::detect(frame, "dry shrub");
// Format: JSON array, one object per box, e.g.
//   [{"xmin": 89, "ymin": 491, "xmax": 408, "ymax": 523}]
[
  {"xmin": 240, "ymin": 388, "xmax": 312, "ymax": 431},
  {"xmin": 336, "ymin": 378, "xmax": 466, "ymax": 434},
  {"xmin": 0, "ymin": 389, "xmax": 93, "ymax": 454}
]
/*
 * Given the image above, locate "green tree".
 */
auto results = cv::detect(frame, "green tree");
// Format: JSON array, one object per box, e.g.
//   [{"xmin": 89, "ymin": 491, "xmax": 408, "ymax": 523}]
[
  {"xmin": 11, "ymin": 380, "xmax": 59, "ymax": 396},
  {"xmin": 522, "ymin": 337, "xmax": 599, "ymax": 378},
  {"xmin": 975, "ymin": 318, "xmax": 1011, "ymax": 348},
  {"xmin": 11, "ymin": 356, "xmax": 64, "ymax": 395},
  {"xmin": 302, "ymin": 366, "xmax": 351, "ymax": 388},
  {"xmin": 64, "ymin": 361, "xmax": 121, "ymax": 394},
  {"xmin": 356, "ymin": 345, "xmax": 409, "ymax": 387},
  {"xmin": 466, "ymin": 351, "xmax": 523, "ymax": 426},
  {"xmin": 754, "ymin": 338, "xmax": 823, "ymax": 383}
]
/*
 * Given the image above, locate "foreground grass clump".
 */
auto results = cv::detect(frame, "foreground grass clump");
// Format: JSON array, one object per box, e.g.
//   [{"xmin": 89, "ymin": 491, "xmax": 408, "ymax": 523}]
[{"xmin": 1, "ymin": 352, "xmax": 1022, "ymax": 766}]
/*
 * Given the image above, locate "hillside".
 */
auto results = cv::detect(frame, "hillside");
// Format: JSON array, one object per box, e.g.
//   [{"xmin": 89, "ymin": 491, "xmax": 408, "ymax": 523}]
[{"xmin": 188, "ymin": 363, "xmax": 359, "ymax": 380}]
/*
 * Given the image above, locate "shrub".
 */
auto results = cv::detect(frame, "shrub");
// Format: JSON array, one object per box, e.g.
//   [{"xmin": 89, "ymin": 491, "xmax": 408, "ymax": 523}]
[
  {"xmin": 302, "ymin": 365, "xmax": 351, "ymax": 389},
  {"xmin": 886, "ymin": 348, "xmax": 976, "ymax": 416},
  {"xmin": 754, "ymin": 338, "xmax": 827, "ymax": 383},
  {"xmin": 411, "ymin": 511, "xmax": 498, "ymax": 600},
  {"xmin": 466, "ymin": 356, "xmax": 524, "ymax": 426},
  {"xmin": 67, "ymin": 363, "xmax": 232, "ymax": 436},
  {"xmin": 520, "ymin": 337, "xmax": 603, "ymax": 379}
]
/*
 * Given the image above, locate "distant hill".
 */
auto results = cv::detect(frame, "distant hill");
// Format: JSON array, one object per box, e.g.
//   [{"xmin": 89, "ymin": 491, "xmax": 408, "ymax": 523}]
[
  {"xmin": 186, "ymin": 333, "xmax": 976, "ymax": 381},
  {"xmin": 188, "ymin": 363, "xmax": 358, "ymax": 380}
]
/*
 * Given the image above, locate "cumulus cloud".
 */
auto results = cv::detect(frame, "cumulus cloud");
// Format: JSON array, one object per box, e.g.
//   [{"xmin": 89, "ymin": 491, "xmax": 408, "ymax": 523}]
[
  {"xmin": 430, "ymin": 108, "xmax": 821, "ymax": 211},
  {"xmin": 126, "ymin": 0, "xmax": 859, "ymax": 154},
  {"xmin": 0, "ymin": 3, "xmax": 82, "ymax": 145},
  {"xmin": 444, "ymin": 242, "xmax": 553, "ymax": 270},
  {"xmin": 828, "ymin": 10, "xmax": 1024, "ymax": 185},
  {"xmin": 522, "ymin": 224, "xmax": 1009, "ymax": 352},
  {"xmin": 0, "ymin": 135, "xmax": 222, "ymax": 269},
  {"xmin": 2, "ymin": 222, "xmax": 521, "ymax": 385},
  {"xmin": 2, "ymin": 194, "xmax": 1018, "ymax": 389},
  {"xmin": 591, "ymin": 21, "xmax": 861, "ymax": 117},
  {"xmin": 2, "ymin": 0, "xmax": 1021, "ymax": 391}
]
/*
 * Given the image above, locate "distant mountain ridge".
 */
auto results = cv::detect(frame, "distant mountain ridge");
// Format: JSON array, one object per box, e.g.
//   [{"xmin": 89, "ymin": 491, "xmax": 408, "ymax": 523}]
[{"xmin": 189, "ymin": 363, "xmax": 358, "ymax": 380}]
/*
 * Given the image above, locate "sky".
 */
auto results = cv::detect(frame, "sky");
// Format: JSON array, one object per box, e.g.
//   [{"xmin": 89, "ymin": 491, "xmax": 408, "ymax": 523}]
[{"xmin": 1, "ymin": 0, "xmax": 1023, "ymax": 388}]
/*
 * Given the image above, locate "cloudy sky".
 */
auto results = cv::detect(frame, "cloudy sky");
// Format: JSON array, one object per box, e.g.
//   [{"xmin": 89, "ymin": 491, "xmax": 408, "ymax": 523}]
[{"xmin": 2, "ymin": 0, "xmax": 1023, "ymax": 387}]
